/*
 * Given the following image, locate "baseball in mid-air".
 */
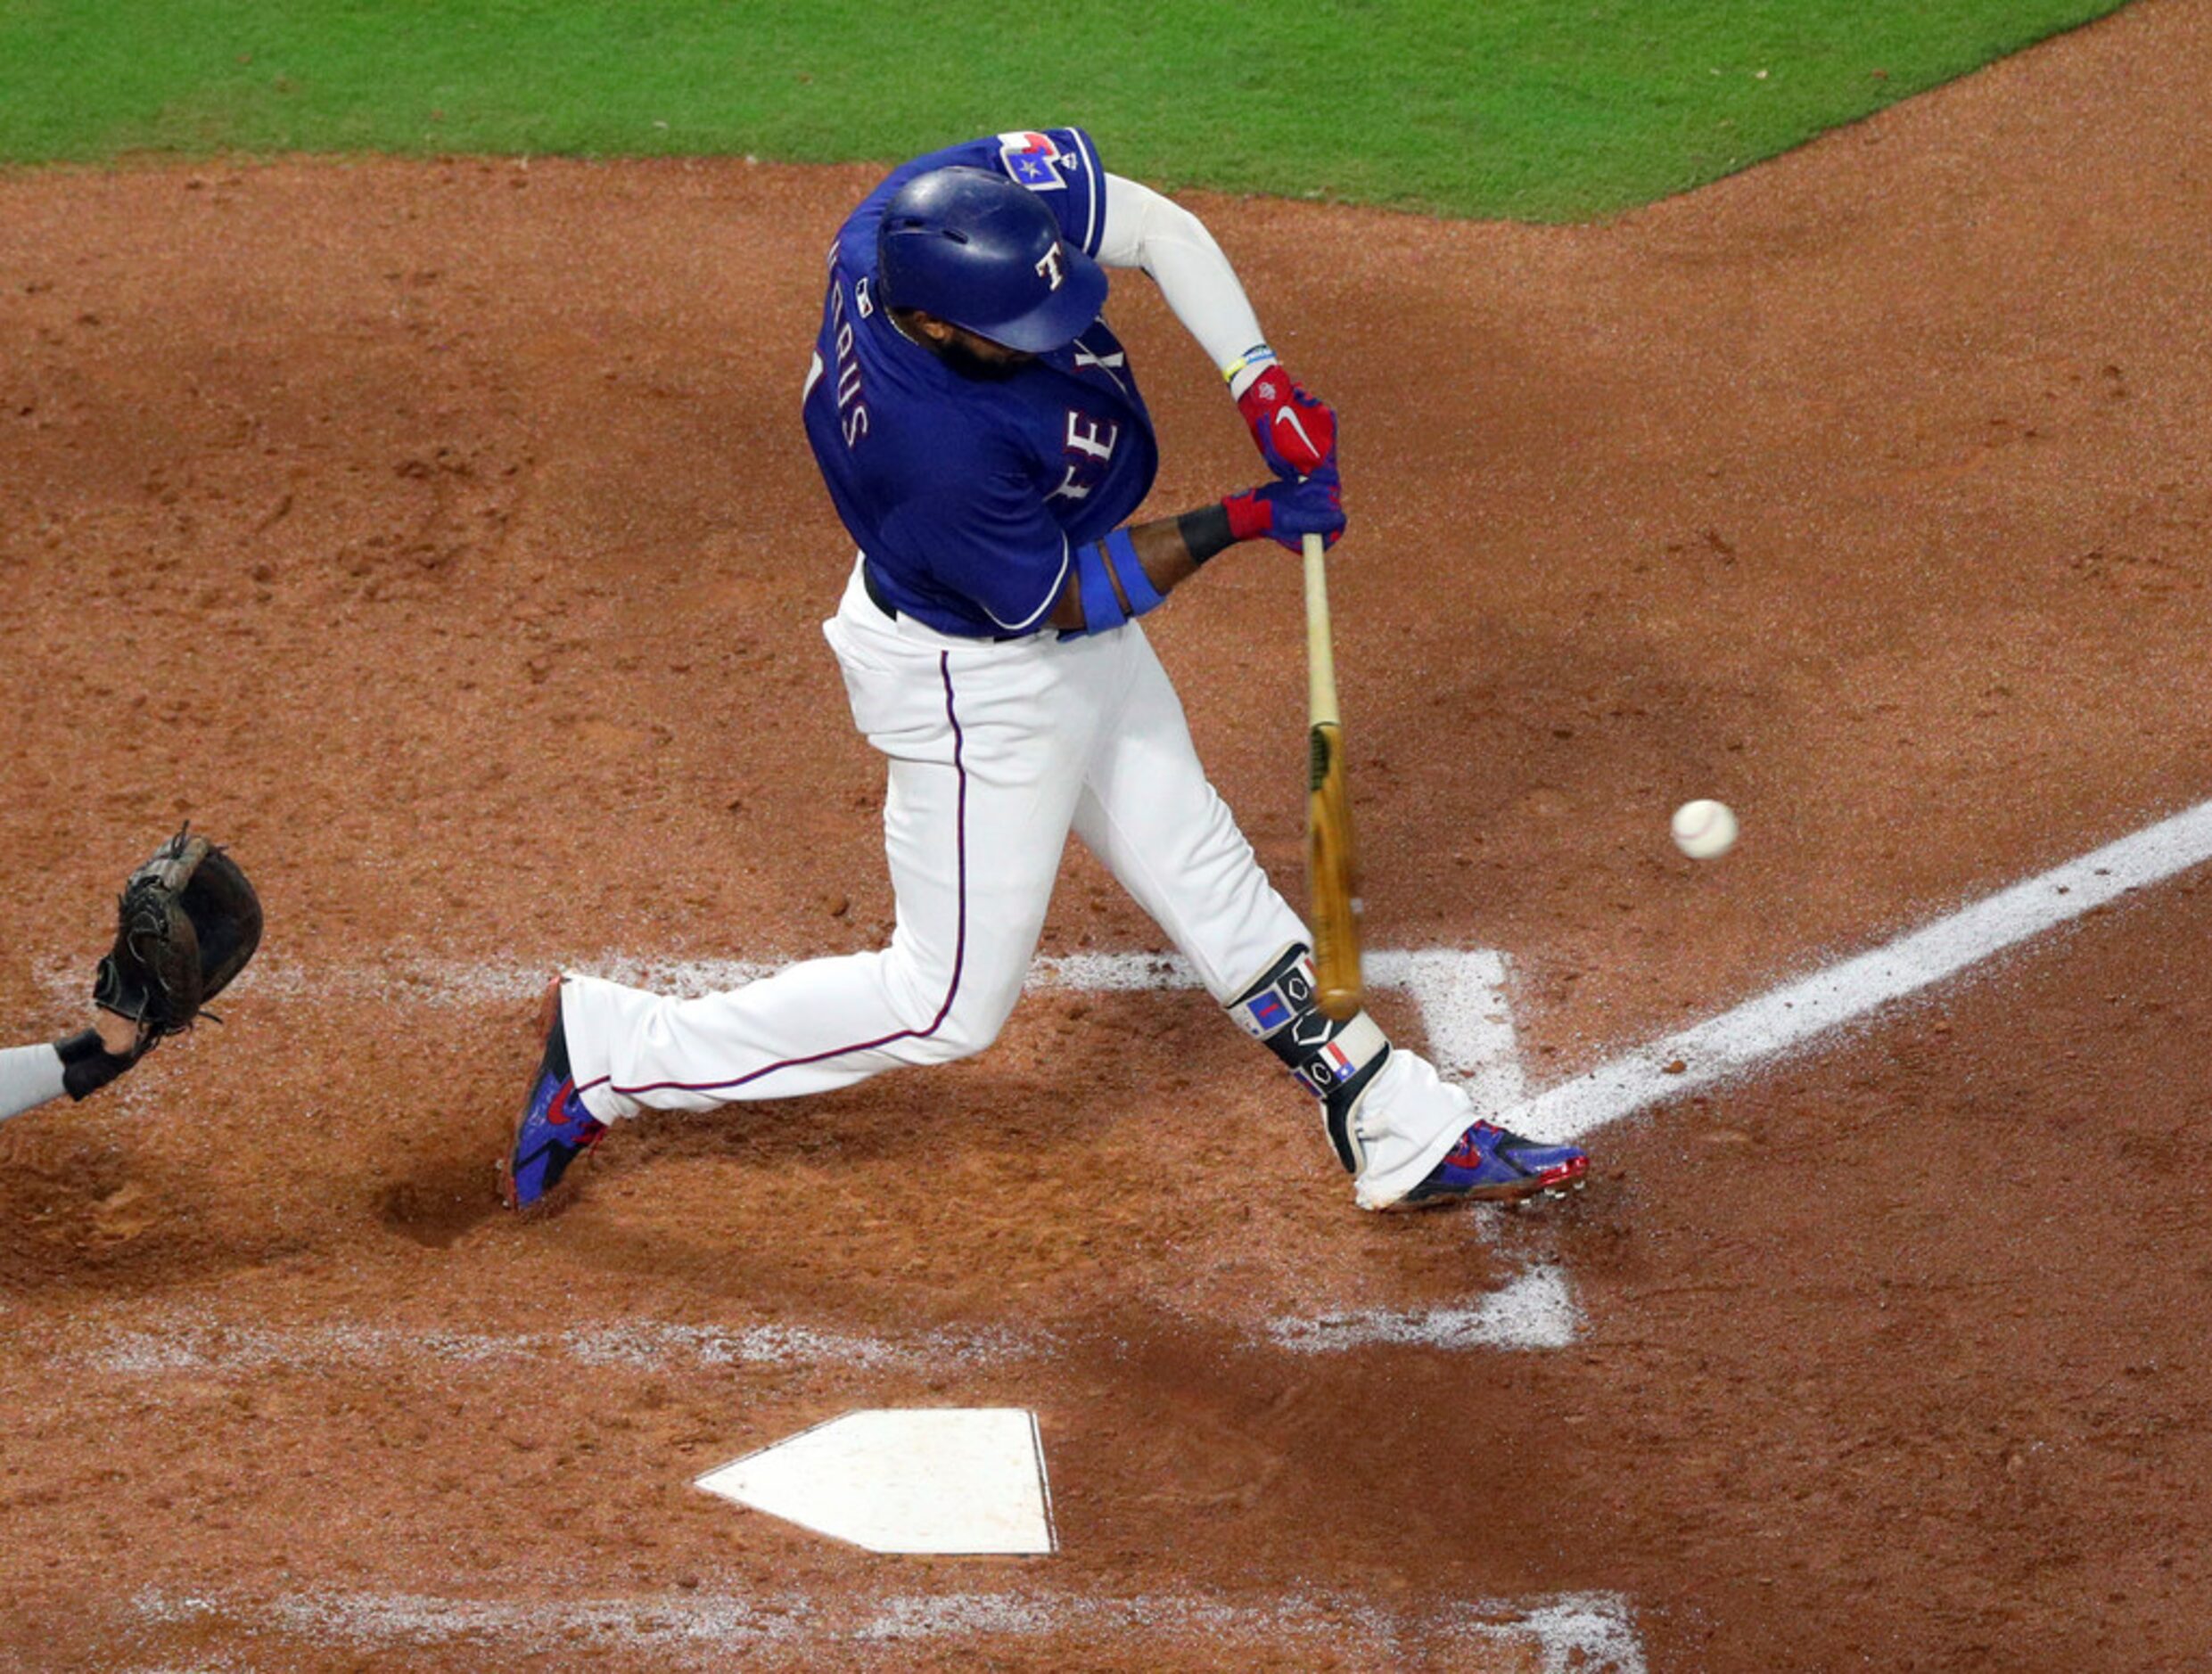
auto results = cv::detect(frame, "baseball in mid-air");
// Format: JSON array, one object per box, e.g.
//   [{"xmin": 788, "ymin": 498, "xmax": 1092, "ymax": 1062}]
[{"xmin": 1671, "ymin": 799, "xmax": 1739, "ymax": 860}]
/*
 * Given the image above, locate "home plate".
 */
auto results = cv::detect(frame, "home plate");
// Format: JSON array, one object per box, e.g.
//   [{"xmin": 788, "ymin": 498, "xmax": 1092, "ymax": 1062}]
[{"xmin": 695, "ymin": 1408, "xmax": 1057, "ymax": 1555}]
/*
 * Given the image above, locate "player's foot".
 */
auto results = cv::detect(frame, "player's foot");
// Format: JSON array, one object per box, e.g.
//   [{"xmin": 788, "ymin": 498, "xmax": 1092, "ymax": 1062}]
[
  {"xmin": 1394, "ymin": 1120, "xmax": 1588, "ymax": 1208},
  {"xmin": 500, "ymin": 977, "xmax": 606, "ymax": 1210}
]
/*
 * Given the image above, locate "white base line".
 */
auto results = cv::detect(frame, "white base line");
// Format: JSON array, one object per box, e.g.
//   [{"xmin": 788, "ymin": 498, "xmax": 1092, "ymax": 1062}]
[
  {"xmin": 126, "ymin": 1585, "xmax": 1645, "ymax": 1670},
  {"xmin": 1506, "ymin": 797, "xmax": 2212, "ymax": 1145},
  {"xmin": 66, "ymin": 1283, "xmax": 1589, "ymax": 1373},
  {"xmin": 1267, "ymin": 1263, "xmax": 1578, "ymax": 1353},
  {"xmin": 66, "ymin": 1312, "xmax": 1031, "ymax": 1376}
]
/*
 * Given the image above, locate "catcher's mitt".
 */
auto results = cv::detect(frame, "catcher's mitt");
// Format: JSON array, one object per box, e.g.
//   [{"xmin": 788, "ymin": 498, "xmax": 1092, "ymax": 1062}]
[{"xmin": 94, "ymin": 825, "xmax": 263, "ymax": 1047}]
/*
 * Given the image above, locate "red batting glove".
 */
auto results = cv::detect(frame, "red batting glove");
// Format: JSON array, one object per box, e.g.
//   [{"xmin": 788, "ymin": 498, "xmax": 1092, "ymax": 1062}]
[{"xmin": 1236, "ymin": 366, "xmax": 1337, "ymax": 479}]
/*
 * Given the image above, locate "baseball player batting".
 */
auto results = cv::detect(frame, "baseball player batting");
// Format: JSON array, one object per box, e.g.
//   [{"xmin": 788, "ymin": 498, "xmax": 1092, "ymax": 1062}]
[{"xmin": 504, "ymin": 128, "xmax": 1589, "ymax": 1214}]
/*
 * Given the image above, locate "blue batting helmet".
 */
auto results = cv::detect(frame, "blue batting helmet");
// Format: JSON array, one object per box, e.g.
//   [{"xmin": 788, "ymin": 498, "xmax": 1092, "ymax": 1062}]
[{"xmin": 876, "ymin": 167, "xmax": 1107, "ymax": 353}]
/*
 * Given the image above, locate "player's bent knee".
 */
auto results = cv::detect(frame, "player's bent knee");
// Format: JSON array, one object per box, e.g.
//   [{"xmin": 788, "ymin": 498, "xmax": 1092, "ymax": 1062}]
[
  {"xmin": 880, "ymin": 948, "xmax": 1024, "ymax": 1064},
  {"xmin": 904, "ymin": 994, "xmax": 1019, "ymax": 1065},
  {"xmin": 899, "ymin": 1031, "xmax": 976, "ymax": 1068},
  {"xmin": 907, "ymin": 1015, "xmax": 999, "ymax": 1065}
]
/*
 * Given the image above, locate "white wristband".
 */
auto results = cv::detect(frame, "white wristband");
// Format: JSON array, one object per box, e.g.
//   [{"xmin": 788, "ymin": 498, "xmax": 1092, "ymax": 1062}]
[{"xmin": 1221, "ymin": 343, "xmax": 1279, "ymax": 390}]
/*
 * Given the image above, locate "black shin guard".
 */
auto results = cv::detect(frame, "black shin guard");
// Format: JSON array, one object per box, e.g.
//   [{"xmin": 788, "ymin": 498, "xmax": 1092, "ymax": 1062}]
[
  {"xmin": 54, "ymin": 1030, "xmax": 140, "ymax": 1101},
  {"xmin": 1226, "ymin": 943, "xmax": 1391, "ymax": 1175}
]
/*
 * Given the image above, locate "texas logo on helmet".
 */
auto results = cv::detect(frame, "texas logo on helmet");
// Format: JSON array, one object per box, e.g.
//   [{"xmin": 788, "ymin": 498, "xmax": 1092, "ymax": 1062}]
[{"xmin": 997, "ymin": 130, "xmax": 1066, "ymax": 191}]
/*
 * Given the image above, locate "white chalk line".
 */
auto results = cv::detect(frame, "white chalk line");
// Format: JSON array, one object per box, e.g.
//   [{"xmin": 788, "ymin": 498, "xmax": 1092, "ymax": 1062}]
[
  {"xmin": 1268, "ymin": 1263, "xmax": 1579, "ymax": 1353},
  {"xmin": 126, "ymin": 1583, "xmax": 1644, "ymax": 1671},
  {"xmin": 34, "ymin": 941, "xmax": 1560, "ymax": 1353},
  {"xmin": 64, "ymin": 1274, "xmax": 1583, "ymax": 1376},
  {"xmin": 41, "ymin": 945, "xmax": 1564, "ymax": 1359},
  {"xmin": 63, "ymin": 1310, "xmax": 1031, "ymax": 1378},
  {"xmin": 1505, "ymin": 796, "xmax": 2212, "ymax": 1145}
]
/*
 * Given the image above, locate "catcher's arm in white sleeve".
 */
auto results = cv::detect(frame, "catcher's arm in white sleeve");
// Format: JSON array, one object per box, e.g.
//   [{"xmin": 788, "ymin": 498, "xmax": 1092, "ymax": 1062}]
[
  {"xmin": 1095, "ymin": 174, "xmax": 1277, "ymax": 397},
  {"xmin": 0, "ymin": 1043, "xmax": 68, "ymax": 1123},
  {"xmin": 1097, "ymin": 173, "xmax": 1339, "ymax": 482},
  {"xmin": 0, "ymin": 1011, "xmax": 147, "ymax": 1124}
]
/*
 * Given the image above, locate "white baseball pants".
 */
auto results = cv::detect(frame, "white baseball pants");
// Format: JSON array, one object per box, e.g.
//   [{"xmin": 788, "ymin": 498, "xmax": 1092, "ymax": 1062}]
[{"xmin": 560, "ymin": 560, "xmax": 1472, "ymax": 1205}]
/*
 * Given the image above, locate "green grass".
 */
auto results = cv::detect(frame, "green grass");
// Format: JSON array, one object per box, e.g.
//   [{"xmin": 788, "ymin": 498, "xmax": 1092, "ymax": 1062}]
[{"xmin": 0, "ymin": 0, "xmax": 2132, "ymax": 219}]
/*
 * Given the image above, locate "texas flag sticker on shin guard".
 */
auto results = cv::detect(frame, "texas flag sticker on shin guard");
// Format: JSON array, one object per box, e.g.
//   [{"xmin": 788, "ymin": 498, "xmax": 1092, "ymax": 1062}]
[
  {"xmin": 1314, "ymin": 1039, "xmax": 1356, "ymax": 1083},
  {"xmin": 998, "ymin": 130, "xmax": 1066, "ymax": 190}
]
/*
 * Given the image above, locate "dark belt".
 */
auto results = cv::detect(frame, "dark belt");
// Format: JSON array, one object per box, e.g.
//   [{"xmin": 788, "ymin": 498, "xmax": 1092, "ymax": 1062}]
[{"xmin": 859, "ymin": 558, "xmax": 1032, "ymax": 643}]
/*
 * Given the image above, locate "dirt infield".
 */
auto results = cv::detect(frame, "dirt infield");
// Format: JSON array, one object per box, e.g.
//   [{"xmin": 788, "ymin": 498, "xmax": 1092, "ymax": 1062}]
[{"xmin": 4, "ymin": 1, "xmax": 2211, "ymax": 1668}]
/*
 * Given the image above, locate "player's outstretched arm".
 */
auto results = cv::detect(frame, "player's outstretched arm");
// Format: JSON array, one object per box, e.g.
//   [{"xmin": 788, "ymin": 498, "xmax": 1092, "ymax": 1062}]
[
  {"xmin": 0, "ymin": 1041, "xmax": 70, "ymax": 1123},
  {"xmin": 1096, "ymin": 174, "xmax": 1337, "ymax": 480},
  {"xmin": 0, "ymin": 1010, "xmax": 144, "ymax": 1124},
  {"xmin": 1048, "ymin": 472, "xmax": 1346, "ymax": 635}
]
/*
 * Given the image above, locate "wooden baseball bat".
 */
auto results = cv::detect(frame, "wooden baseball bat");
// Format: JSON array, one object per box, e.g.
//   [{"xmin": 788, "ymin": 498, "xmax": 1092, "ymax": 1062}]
[{"xmin": 1303, "ymin": 530, "xmax": 1364, "ymax": 1021}]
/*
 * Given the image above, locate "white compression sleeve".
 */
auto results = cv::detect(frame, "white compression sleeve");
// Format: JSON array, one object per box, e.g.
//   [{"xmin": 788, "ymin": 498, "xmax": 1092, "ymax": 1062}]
[
  {"xmin": 0, "ymin": 1042, "xmax": 68, "ymax": 1124},
  {"xmin": 1096, "ymin": 174, "xmax": 1274, "ymax": 396}
]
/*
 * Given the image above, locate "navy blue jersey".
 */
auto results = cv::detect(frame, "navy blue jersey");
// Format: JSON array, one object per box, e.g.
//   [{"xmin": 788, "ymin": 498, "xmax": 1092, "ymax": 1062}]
[{"xmin": 802, "ymin": 128, "xmax": 1160, "ymax": 638}]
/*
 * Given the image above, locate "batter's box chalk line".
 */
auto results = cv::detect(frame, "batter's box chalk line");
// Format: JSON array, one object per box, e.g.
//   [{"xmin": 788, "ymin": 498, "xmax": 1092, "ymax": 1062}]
[
  {"xmin": 1268, "ymin": 1261, "xmax": 1580, "ymax": 1353},
  {"xmin": 68, "ymin": 1288, "xmax": 1583, "ymax": 1376},
  {"xmin": 36, "ymin": 943, "xmax": 1560, "ymax": 1350},
  {"xmin": 62, "ymin": 1309, "xmax": 1035, "ymax": 1378},
  {"xmin": 1501, "ymin": 794, "xmax": 2212, "ymax": 1145},
  {"xmin": 125, "ymin": 1583, "xmax": 1646, "ymax": 1670}
]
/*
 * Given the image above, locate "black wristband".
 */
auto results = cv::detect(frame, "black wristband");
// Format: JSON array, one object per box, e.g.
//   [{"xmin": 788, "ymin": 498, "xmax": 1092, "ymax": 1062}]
[
  {"xmin": 54, "ymin": 1029, "xmax": 139, "ymax": 1101},
  {"xmin": 1178, "ymin": 503, "xmax": 1236, "ymax": 567}
]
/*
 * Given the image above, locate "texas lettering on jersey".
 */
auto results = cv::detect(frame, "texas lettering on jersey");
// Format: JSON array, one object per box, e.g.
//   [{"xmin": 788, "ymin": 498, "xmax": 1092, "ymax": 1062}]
[{"xmin": 1046, "ymin": 407, "xmax": 1121, "ymax": 505}]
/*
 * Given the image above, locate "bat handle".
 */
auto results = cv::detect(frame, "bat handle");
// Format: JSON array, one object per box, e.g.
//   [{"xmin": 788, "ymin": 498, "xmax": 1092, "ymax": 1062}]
[{"xmin": 1303, "ymin": 533, "xmax": 1338, "ymax": 729}]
